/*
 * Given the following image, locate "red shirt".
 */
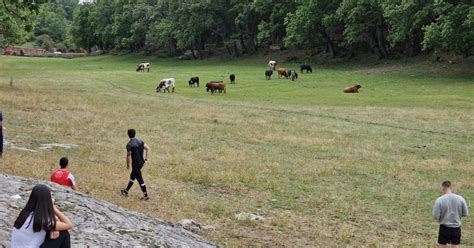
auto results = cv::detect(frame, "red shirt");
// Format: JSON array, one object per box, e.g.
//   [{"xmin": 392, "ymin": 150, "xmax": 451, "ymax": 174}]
[{"xmin": 51, "ymin": 169, "xmax": 76, "ymax": 188}]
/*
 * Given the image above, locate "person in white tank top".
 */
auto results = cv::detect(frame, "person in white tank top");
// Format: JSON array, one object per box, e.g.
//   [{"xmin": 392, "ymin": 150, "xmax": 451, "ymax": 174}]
[{"xmin": 11, "ymin": 184, "xmax": 73, "ymax": 248}]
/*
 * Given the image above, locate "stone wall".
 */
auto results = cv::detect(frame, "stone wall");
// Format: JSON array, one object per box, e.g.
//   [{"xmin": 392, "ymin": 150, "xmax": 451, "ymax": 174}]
[{"xmin": 0, "ymin": 174, "xmax": 217, "ymax": 248}]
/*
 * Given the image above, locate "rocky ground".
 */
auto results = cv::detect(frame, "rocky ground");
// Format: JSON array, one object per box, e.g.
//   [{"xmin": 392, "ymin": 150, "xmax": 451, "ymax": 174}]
[{"xmin": 0, "ymin": 173, "xmax": 217, "ymax": 247}]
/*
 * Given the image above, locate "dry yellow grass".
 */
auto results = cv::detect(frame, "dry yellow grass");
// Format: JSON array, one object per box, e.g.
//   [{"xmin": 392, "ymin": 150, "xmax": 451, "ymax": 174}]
[{"xmin": 0, "ymin": 55, "xmax": 472, "ymax": 246}]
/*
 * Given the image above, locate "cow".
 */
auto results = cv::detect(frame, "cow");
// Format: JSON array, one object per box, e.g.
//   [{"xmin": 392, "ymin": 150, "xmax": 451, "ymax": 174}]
[
  {"xmin": 288, "ymin": 70, "xmax": 298, "ymax": 81},
  {"xmin": 136, "ymin": 63, "xmax": 150, "ymax": 72},
  {"xmin": 277, "ymin": 68, "xmax": 288, "ymax": 78},
  {"xmin": 300, "ymin": 64, "xmax": 312, "ymax": 73},
  {"xmin": 156, "ymin": 78, "xmax": 176, "ymax": 93},
  {"xmin": 265, "ymin": 70, "xmax": 273, "ymax": 80},
  {"xmin": 268, "ymin": 60, "xmax": 277, "ymax": 71},
  {"xmin": 229, "ymin": 74, "xmax": 236, "ymax": 84},
  {"xmin": 206, "ymin": 81, "xmax": 226, "ymax": 94},
  {"xmin": 343, "ymin": 83, "xmax": 361, "ymax": 93},
  {"xmin": 188, "ymin": 76, "xmax": 199, "ymax": 87}
]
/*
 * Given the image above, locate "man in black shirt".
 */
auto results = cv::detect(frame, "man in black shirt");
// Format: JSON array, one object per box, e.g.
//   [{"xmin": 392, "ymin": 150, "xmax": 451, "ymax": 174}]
[
  {"xmin": 121, "ymin": 129, "xmax": 151, "ymax": 200},
  {"xmin": 0, "ymin": 112, "xmax": 3, "ymax": 158}
]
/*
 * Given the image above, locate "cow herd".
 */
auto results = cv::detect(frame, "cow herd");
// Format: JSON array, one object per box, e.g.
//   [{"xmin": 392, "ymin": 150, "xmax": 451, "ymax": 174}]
[{"xmin": 137, "ymin": 60, "xmax": 361, "ymax": 95}]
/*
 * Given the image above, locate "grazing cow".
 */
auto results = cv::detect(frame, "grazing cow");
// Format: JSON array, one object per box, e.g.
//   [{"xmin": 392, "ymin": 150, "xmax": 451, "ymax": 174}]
[
  {"xmin": 188, "ymin": 76, "xmax": 199, "ymax": 87},
  {"xmin": 343, "ymin": 83, "xmax": 361, "ymax": 93},
  {"xmin": 277, "ymin": 68, "xmax": 288, "ymax": 78},
  {"xmin": 300, "ymin": 64, "xmax": 312, "ymax": 73},
  {"xmin": 229, "ymin": 74, "xmax": 236, "ymax": 84},
  {"xmin": 265, "ymin": 70, "xmax": 273, "ymax": 80},
  {"xmin": 206, "ymin": 81, "xmax": 226, "ymax": 94},
  {"xmin": 268, "ymin": 60, "xmax": 277, "ymax": 71},
  {"xmin": 289, "ymin": 70, "xmax": 298, "ymax": 81},
  {"xmin": 156, "ymin": 78, "xmax": 176, "ymax": 93},
  {"xmin": 136, "ymin": 63, "xmax": 150, "ymax": 72}
]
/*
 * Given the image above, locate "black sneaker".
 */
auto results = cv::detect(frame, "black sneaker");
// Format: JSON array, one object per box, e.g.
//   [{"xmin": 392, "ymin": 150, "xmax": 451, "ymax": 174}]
[{"xmin": 120, "ymin": 189, "xmax": 128, "ymax": 197}]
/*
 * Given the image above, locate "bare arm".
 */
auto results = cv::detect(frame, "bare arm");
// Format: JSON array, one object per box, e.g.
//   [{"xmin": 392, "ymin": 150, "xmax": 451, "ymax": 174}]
[
  {"xmin": 143, "ymin": 143, "xmax": 150, "ymax": 162},
  {"xmin": 126, "ymin": 151, "xmax": 131, "ymax": 169},
  {"xmin": 53, "ymin": 206, "xmax": 73, "ymax": 231}
]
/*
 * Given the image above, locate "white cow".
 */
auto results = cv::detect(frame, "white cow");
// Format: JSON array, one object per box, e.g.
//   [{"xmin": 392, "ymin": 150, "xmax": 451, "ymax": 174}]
[
  {"xmin": 136, "ymin": 63, "xmax": 150, "ymax": 72},
  {"xmin": 156, "ymin": 78, "xmax": 175, "ymax": 93},
  {"xmin": 268, "ymin": 60, "xmax": 277, "ymax": 71}
]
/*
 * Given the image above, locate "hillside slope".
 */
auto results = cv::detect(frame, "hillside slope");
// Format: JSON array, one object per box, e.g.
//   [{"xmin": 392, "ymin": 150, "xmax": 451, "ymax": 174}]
[{"xmin": 0, "ymin": 174, "xmax": 216, "ymax": 247}]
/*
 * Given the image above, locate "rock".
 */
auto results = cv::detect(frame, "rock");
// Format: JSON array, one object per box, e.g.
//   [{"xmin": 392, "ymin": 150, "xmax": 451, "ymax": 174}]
[
  {"xmin": 0, "ymin": 174, "xmax": 217, "ymax": 248},
  {"xmin": 38, "ymin": 143, "xmax": 79, "ymax": 150},
  {"xmin": 178, "ymin": 219, "xmax": 215, "ymax": 234},
  {"xmin": 234, "ymin": 212, "xmax": 266, "ymax": 221},
  {"xmin": 9, "ymin": 195, "xmax": 21, "ymax": 201},
  {"xmin": 179, "ymin": 219, "xmax": 202, "ymax": 233}
]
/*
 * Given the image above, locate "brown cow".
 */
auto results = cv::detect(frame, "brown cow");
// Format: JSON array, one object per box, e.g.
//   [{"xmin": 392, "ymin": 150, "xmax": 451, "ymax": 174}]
[
  {"xmin": 206, "ymin": 81, "xmax": 226, "ymax": 94},
  {"xmin": 277, "ymin": 68, "xmax": 288, "ymax": 78},
  {"xmin": 343, "ymin": 83, "xmax": 362, "ymax": 93}
]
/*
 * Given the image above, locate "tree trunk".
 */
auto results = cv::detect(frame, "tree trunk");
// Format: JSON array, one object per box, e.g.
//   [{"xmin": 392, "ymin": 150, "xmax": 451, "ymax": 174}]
[
  {"xmin": 367, "ymin": 34, "xmax": 383, "ymax": 59},
  {"xmin": 322, "ymin": 31, "xmax": 335, "ymax": 58},
  {"xmin": 190, "ymin": 48, "xmax": 197, "ymax": 60},
  {"xmin": 225, "ymin": 44, "xmax": 234, "ymax": 57},
  {"xmin": 375, "ymin": 27, "xmax": 389, "ymax": 58},
  {"xmin": 240, "ymin": 34, "xmax": 247, "ymax": 54}
]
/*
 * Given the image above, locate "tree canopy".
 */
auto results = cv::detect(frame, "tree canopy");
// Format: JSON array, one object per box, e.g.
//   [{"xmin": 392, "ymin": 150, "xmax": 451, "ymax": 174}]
[{"xmin": 2, "ymin": 0, "xmax": 473, "ymax": 57}]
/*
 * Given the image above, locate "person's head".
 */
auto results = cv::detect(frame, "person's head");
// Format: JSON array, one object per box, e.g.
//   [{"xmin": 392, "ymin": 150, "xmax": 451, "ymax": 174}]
[
  {"xmin": 14, "ymin": 184, "xmax": 56, "ymax": 232},
  {"xmin": 128, "ymin": 129, "xmax": 136, "ymax": 138},
  {"xmin": 442, "ymin": 180, "xmax": 452, "ymax": 193},
  {"xmin": 59, "ymin": 157, "xmax": 69, "ymax": 169}
]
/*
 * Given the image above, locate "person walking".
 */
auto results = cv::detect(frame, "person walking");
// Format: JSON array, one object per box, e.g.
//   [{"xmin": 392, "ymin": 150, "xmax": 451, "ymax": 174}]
[
  {"xmin": 11, "ymin": 184, "xmax": 73, "ymax": 248},
  {"xmin": 1, "ymin": 112, "xmax": 4, "ymax": 158},
  {"xmin": 121, "ymin": 129, "xmax": 150, "ymax": 200},
  {"xmin": 432, "ymin": 180, "xmax": 469, "ymax": 248},
  {"xmin": 51, "ymin": 157, "xmax": 77, "ymax": 190}
]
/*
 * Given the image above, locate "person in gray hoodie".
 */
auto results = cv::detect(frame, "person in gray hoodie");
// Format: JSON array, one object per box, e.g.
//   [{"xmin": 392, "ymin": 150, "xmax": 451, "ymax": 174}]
[{"xmin": 432, "ymin": 181, "xmax": 469, "ymax": 248}]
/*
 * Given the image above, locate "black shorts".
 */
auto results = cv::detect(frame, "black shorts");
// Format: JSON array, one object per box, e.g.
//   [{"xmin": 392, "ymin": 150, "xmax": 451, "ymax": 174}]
[{"xmin": 438, "ymin": 225, "xmax": 461, "ymax": 245}]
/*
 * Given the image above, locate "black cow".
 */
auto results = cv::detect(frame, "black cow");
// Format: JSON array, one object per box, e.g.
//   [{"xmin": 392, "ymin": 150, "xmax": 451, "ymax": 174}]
[
  {"xmin": 229, "ymin": 74, "xmax": 236, "ymax": 84},
  {"xmin": 300, "ymin": 64, "xmax": 312, "ymax": 73},
  {"xmin": 189, "ymin": 76, "xmax": 199, "ymax": 87},
  {"xmin": 265, "ymin": 70, "xmax": 273, "ymax": 80}
]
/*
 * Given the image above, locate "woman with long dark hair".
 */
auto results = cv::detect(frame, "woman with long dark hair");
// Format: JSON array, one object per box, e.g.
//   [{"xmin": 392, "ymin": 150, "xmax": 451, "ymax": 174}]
[{"xmin": 11, "ymin": 184, "xmax": 73, "ymax": 248}]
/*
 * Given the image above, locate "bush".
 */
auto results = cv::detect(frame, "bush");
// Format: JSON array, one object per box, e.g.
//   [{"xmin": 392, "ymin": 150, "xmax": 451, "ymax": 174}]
[{"xmin": 35, "ymin": 34, "xmax": 55, "ymax": 51}]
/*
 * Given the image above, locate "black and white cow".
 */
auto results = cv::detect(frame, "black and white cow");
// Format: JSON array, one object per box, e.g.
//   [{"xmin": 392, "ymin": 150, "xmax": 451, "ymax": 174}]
[
  {"xmin": 289, "ymin": 70, "xmax": 298, "ymax": 81},
  {"xmin": 189, "ymin": 76, "xmax": 199, "ymax": 87},
  {"xmin": 137, "ymin": 63, "xmax": 150, "ymax": 72},
  {"xmin": 265, "ymin": 70, "xmax": 273, "ymax": 80},
  {"xmin": 268, "ymin": 60, "xmax": 277, "ymax": 71},
  {"xmin": 156, "ymin": 78, "xmax": 175, "ymax": 93}
]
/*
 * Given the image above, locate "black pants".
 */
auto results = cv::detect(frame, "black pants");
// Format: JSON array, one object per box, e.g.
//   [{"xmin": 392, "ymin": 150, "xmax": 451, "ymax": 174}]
[
  {"xmin": 130, "ymin": 168, "xmax": 145, "ymax": 185},
  {"xmin": 41, "ymin": 230, "xmax": 71, "ymax": 248},
  {"xmin": 0, "ymin": 125, "xmax": 3, "ymax": 156}
]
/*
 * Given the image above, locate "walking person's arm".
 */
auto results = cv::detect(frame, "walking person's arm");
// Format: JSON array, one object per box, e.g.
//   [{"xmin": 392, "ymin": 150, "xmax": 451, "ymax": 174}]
[
  {"xmin": 143, "ymin": 143, "xmax": 150, "ymax": 163},
  {"xmin": 126, "ymin": 151, "xmax": 131, "ymax": 169},
  {"xmin": 432, "ymin": 200, "xmax": 441, "ymax": 221},
  {"xmin": 461, "ymin": 198, "xmax": 469, "ymax": 217}
]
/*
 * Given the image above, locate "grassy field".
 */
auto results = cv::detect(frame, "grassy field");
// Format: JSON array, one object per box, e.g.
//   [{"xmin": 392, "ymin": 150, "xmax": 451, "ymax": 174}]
[{"xmin": 0, "ymin": 54, "xmax": 473, "ymax": 247}]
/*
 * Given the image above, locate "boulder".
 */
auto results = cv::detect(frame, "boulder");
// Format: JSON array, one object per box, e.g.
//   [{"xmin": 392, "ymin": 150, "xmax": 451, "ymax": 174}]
[{"xmin": 0, "ymin": 174, "xmax": 217, "ymax": 247}]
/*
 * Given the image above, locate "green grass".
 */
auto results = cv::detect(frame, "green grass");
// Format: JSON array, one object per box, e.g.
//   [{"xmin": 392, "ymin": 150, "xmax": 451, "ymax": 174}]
[{"xmin": 0, "ymin": 54, "xmax": 473, "ymax": 247}]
